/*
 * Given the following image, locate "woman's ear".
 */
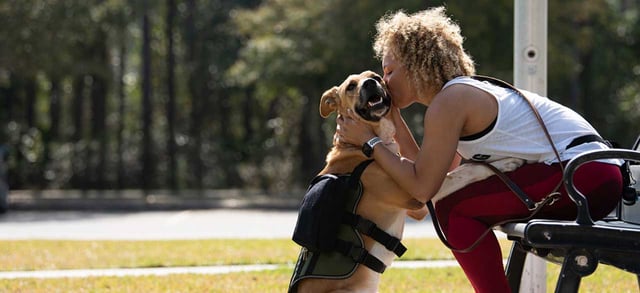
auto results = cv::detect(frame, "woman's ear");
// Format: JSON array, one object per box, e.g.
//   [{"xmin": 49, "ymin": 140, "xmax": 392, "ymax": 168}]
[{"xmin": 319, "ymin": 87, "xmax": 339, "ymax": 118}]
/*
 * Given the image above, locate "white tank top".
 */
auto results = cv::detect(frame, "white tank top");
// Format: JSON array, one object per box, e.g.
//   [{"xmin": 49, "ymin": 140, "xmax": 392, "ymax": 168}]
[{"xmin": 442, "ymin": 76, "xmax": 618, "ymax": 165}]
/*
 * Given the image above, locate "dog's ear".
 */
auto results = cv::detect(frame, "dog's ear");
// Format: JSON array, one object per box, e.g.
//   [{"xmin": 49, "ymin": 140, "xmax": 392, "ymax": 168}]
[{"xmin": 319, "ymin": 87, "xmax": 339, "ymax": 118}]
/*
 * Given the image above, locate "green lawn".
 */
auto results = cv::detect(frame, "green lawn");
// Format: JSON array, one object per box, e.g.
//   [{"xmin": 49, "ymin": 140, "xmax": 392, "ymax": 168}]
[{"xmin": 0, "ymin": 238, "xmax": 637, "ymax": 292}]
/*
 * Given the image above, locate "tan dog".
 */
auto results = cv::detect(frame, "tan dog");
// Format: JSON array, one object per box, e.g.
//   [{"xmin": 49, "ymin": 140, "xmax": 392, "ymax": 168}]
[{"xmin": 295, "ymin": 71, "xmax": 523, "ymax": 292}]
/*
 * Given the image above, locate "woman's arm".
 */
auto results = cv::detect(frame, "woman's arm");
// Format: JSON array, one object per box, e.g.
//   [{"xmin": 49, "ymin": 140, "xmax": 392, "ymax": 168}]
[
  {"xmin": 390, "ymin": 107, "xmax": 420, "ymax": 160},
  {"xmin": 339, "ymin": 90, "xmax": 466, "ymax": 203},
  {"xmin": 391, "ymin": 106, "xmax": 462, "ymax": 170}
]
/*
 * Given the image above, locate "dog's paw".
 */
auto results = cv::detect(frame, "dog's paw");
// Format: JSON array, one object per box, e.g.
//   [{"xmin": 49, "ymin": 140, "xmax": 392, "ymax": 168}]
[{"xmin": 491, "ymin": 158, "xmax": 525, "ymax": 172}]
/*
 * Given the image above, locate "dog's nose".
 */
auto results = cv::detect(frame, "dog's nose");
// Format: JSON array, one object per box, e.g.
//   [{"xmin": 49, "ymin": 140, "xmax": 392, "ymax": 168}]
[{"xmin": 362, "ymin": 78, "xmax": 378, "ymax": 90}]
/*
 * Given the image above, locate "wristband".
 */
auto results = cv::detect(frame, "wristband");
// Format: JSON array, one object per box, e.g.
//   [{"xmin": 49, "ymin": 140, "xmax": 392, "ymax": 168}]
[{"xmin": 362, "ymin": 137, "xmax": 383, "ymax": 157}]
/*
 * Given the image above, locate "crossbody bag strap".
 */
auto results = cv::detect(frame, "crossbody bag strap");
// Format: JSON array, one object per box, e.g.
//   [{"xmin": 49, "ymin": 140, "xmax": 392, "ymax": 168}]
[
  {"xmin": 471, "ymin": 75, "xmax": 564, "ymax": 170},
  {"xmin": 471, "ymin": 75, "xmax": 565, "ymax": 195}
]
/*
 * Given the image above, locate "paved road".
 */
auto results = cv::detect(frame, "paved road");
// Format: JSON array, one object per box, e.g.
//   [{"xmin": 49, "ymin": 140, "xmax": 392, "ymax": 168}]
[{"xmin": 0, "ymin": 209, "xmax": 439, "ymax": 240}]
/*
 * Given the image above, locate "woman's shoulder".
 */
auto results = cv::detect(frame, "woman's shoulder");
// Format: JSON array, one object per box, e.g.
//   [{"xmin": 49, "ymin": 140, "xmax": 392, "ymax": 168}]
[
  {"xmin": 429, "ymin": 83, "xmax": 496, "ymax": 124},
  {"xmin": 442, "ymin": 76, "xmax": 476, "ymax": 89},
  {"xmin": 432, "ymin": 80, "xmax": 499, "ymax": 134},
  {"xmin": 436, "ymin": 80, "xmax": 495, "ymax": 105}
]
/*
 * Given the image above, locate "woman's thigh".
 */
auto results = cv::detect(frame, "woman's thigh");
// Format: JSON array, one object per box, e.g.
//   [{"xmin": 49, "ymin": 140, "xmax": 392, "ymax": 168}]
[{"xmin": 435, "ymin": 161, "xmax": 622, "ymax": 228}]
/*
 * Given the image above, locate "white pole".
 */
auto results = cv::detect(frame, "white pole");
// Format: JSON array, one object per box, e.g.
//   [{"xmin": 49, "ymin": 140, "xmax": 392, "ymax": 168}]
[{"xmin": 514, "ymin": 0, "xmax": 548, "ymax": 292}]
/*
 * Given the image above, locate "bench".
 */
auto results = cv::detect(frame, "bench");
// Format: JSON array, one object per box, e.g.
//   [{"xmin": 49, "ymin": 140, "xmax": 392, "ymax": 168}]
[{"xmin": 498, "ymin": 136, "xmax": 640, "ymax": 292}]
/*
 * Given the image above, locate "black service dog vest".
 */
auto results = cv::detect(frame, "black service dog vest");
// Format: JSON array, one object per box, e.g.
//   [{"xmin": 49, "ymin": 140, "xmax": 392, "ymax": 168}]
[{"xmin": 288, "ymin": 160, "xmax": 407, "ymax": 292}]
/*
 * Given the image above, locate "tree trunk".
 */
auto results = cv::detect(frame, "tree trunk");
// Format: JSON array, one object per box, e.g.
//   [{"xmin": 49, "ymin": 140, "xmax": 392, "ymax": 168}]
[
  {"xmin": 297, "ymin": 90, "xmax": 326, "ymax": 183},
  {"xmin": 166, "ymin": 0, "xmax": 177, "ymax": 190},
  {"xmin": 242, "ymin": 86, "xmax": 255, "ymax": 148},
  {"xmin": 141, "ymin": 0, "xmax": 154, "ymax": 191},
  {"xmin": 49, "ymin": 77, "xmax": 61, "ymax": 140},
  {"xmin": 117, "ymin": 38, "xmax": 127, "ymax": 189},
  {"xmin": 185, "ymin": 0, "xmax": 203, "ymax": 190},
  {"xmin": 25, "ymin": 77, "xmax": 36, "ymax": 129},
  {"xmin": 40, "ymin": 76, "xmax": 61, "ymax": 188},
  {"xmin": 71, "ymin": 75, "xmax": 86, "ymax": 189},
  {"xmin": 90, "ymin": 74, "xmax": 107, "ymax": 189}
]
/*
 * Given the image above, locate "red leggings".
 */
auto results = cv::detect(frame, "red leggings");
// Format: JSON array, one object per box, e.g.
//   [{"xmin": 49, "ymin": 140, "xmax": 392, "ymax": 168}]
[{"xmin": 434, "ymin": 161, "xmax": 622, "ymax": 293}]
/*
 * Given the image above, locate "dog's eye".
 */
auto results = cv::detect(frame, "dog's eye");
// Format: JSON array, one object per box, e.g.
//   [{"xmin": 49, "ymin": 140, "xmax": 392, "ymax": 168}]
[{"xmin": 346, "ymin": 83, "xmax": 356, "ymax": 91}]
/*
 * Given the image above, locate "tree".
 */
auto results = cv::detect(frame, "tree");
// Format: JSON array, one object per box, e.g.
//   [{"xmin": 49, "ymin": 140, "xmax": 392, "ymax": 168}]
[
  {"xmin": 166, "ymin": 0, "xmax": 177, "ymax": 190},
  {"xmin": 141, "ymin": 0, "xmax": 154, "ymax": 190},
  {"xmin": 229, "ymin": 0, "xmax": 426, "ymax": 187}
]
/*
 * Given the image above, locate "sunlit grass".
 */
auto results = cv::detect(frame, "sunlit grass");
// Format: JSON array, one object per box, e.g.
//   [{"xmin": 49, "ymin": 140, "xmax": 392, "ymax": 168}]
[
  {"xmin": 0, "ymin": 238, "xmax": 637, "ymax": 292},
  {"xmin": 1, "ymin": 266, "xmax": 636, "ymax": 292},
  {"xmin": 1, "ymin": 238, "xmax": 474, "ymax": 271},
  {"xmin": 0, "ymin": 239, "xmax": 299, "ymax": 271}
]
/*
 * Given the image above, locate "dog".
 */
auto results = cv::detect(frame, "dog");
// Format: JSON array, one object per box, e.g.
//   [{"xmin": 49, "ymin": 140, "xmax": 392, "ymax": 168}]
[{"xmin": 295, "ymin": 70, "xmax": 524, "ymax": 292}]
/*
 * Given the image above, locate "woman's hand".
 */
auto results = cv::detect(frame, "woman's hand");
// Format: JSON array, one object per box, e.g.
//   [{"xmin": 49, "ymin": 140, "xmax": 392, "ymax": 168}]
[{"xmin": 336, "ymin": 109, "xmax": 376, "ymax": 146}]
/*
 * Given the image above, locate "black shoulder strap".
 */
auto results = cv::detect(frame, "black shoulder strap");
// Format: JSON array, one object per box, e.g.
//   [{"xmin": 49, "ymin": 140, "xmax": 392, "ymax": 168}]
[
  {"xmin": 307, "ymin": 173, "xmax": 337, "ymax": 188},
  {"xmin": 348, "ymin": 159, "xmax": 374, "ymax": 188}
]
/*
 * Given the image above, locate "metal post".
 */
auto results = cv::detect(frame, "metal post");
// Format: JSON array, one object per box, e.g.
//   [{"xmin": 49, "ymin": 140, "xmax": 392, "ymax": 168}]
[{"xmin": 514, "ymin": 0, "xmax": 548, "ymax": 292}]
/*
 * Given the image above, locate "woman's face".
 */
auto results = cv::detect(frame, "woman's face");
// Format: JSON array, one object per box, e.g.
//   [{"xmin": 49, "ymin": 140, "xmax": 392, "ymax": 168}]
[{"xmin": 382, "ymin": 51, "xmax": 416, "ymax": 109}]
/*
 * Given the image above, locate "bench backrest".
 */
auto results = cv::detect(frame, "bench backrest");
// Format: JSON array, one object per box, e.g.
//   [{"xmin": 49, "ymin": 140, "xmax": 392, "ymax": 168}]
[{"xmin": 621, "ymin": 135, "xmax": 640, "ymax": 224}]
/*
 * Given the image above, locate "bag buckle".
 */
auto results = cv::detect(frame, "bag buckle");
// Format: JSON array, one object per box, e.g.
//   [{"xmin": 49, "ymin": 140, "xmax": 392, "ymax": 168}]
[{"xmin": 530, "ymin": 192, "xmax": 561, "ymax": 211}]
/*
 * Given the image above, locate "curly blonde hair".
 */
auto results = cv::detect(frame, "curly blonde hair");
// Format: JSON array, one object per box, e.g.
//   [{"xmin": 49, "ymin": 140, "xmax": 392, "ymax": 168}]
[{"xmin": 373, "ymin": 7, "xmax": 475, "ymax": 99}]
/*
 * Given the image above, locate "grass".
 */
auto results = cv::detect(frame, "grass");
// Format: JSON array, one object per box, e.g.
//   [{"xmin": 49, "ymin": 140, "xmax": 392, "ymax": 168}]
[
  {"xmin": 0, "ymin": 238, "xmax": 638, "ymax": 292},
  {"xmin": 0, "ymin": 239, "xmax": 300, "ymax": 271},
  {"xmin": 0, "ymin": 238, "xmax": 473, "ymax": 271}
]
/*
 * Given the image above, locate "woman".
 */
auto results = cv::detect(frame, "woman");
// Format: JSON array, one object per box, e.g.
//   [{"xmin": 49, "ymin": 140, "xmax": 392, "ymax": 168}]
[{"xmin": 336, "ymin": 7, "xmax": 623, "ymax": 292}]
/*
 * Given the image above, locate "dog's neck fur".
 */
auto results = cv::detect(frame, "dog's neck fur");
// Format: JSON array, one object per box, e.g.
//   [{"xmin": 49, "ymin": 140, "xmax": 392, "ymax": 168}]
[{"xmin": 329, "ymin": 117, "xmax": 398, "ymax": 159}]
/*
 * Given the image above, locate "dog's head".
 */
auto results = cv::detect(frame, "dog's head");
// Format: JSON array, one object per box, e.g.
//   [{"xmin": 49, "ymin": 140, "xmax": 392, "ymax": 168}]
[{"xmin": 320, "ymin": 70, "xmax": 391, "ymax": 122}]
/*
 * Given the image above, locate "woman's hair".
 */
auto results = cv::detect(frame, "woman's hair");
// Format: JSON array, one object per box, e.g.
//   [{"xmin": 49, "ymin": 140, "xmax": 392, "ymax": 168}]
[{"xmin": 373, "ymin": 7, "xmax": 475, "ymax": 99}]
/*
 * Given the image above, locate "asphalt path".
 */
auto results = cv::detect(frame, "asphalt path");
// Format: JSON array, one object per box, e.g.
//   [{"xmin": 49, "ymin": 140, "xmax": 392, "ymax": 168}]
[{"xmin": 0, "ymin": 209, "xmax": 439, "ymax": 240}]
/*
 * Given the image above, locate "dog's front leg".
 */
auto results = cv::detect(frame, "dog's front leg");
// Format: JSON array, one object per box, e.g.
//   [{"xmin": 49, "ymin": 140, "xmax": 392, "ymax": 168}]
[{"xmin": 407, "ymin": 204, "xmax": 428, "ymax": 220}]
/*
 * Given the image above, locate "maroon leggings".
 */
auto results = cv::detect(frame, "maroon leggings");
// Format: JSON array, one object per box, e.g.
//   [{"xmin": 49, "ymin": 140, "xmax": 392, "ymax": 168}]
[{"xmin": 434, "ymin": 161, "xmax": 622, "ymax": 293}]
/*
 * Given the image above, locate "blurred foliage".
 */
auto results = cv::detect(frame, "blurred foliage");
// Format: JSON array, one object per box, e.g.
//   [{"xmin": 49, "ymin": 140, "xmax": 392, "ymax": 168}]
[{"xmin": 0, "ymin": 0, "xmax": 638, "ymax": 193}]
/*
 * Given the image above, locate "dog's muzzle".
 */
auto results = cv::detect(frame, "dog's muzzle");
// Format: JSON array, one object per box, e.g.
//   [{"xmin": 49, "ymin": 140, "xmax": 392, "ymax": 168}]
[{"xmin": 355, "ymin": 78, "xmax": 391, "ymax": 122}]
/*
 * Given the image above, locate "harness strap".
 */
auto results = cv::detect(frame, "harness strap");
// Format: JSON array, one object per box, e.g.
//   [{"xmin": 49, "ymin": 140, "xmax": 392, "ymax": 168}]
[
  {"xmin": 334, "ymin": 239, "xmax": 387, "ymax": 273},
  {"xmin": 348, "ymin": 159, "xmax": 374, "ymax": 189},
  {"xmin": 342, "ymin": 212, "xmax": 407, "ymax": 257}
]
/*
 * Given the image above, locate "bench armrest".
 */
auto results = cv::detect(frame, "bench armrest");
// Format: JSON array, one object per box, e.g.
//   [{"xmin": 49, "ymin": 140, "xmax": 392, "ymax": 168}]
[{"xmin": 564, "ymin": 149, "xmax": 640, "ymax": 225}]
